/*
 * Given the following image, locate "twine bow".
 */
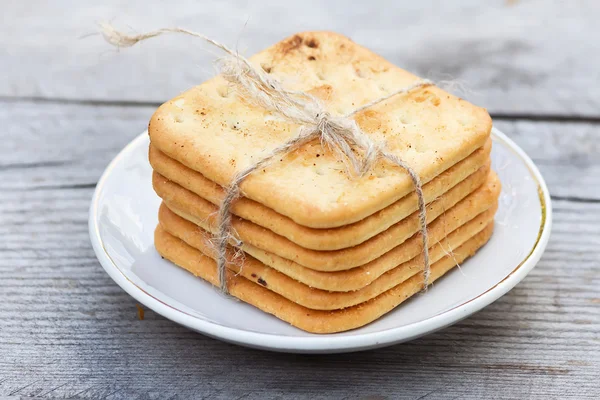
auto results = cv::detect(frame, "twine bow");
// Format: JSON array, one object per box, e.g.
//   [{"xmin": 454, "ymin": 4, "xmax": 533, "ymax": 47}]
[{"xmin": 101, "ymin": 24, "xmax": 433, "ymax": 293}]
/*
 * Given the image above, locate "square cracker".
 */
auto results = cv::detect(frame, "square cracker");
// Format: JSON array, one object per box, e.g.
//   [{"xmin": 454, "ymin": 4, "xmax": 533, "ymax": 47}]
[
  {"xmin": 154, "ymin": 168, "xmax": 499, "ymax": 271},
  {"xmin": 159, "ymin": 201, "xmax": 497, "ymax": 309},
  {"xmin": 149, "ymin": 31, "xmax": 492, "ymax": 229},
  {"xmin": 149, "ymin": 139, "xmax": 491, "ymax": 250},
  {"xmin": 159, "ymin": 178, "xmax": 498, "ymax": 293}
]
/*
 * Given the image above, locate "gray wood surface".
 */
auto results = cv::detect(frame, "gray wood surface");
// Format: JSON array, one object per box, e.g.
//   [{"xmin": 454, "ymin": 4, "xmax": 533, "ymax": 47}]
[
  {"xmin": 3, "ymin": 0, "xmax": 600, "ymax": 116},
  {"xmin": 1, "ymin": 1, "xmax": 599, "ymax": 399}
]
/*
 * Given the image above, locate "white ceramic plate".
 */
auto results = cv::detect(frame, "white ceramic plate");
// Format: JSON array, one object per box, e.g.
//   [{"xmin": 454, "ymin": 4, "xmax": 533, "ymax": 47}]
[{"xmin": 89, "ymin": 127, "xmax": 551, "ymax": 353}]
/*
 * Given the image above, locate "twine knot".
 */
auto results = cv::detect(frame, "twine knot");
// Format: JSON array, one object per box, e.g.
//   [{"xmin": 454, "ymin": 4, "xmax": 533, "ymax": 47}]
[{"xmin": 315, "ymin": 111, "xmax": 329, "ymax": 125}]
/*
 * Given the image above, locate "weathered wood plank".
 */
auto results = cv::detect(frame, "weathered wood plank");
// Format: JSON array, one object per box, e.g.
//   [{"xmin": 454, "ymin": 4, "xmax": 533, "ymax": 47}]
[
  {"xmin": 0, "ymin": 197, "xmax": 599, "ymax": 399},
  {"xmin": 2, "ymin": 0, "xmax": 600, "ymax": 116},
  {"xmin": 0, "ymin": 101, "xmax": 599, "ymax": 398}
]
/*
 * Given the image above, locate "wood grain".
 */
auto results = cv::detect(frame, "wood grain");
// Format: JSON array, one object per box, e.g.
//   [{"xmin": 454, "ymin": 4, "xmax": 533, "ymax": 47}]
[
  {"xmin": 2, "ymin": 0, "xmax": 600, "ymax": 116},
  {"xmin": 2, "ymin": 1, "xmax": 600, "ymax": 398},
  {"xmin": 0, "ymin": 102, "xmax": 599, "ymax": 399}
]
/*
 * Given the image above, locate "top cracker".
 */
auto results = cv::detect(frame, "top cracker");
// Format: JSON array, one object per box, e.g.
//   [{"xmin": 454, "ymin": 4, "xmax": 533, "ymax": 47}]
[{"xmin": 149, "ymin": 31, "xmax": 492, "ymax": 228}]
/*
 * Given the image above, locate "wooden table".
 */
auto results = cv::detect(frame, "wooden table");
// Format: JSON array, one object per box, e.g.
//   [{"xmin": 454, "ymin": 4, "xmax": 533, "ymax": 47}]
[{"xmin": 2, "ymin": 1, "xmax": 599, "ymax": 398}]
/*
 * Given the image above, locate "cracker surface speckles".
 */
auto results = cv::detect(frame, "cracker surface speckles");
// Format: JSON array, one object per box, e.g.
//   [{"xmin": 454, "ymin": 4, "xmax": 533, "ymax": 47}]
[{"xmin": 149, "ymin": 31, "xmax": 492, "ymax": 228}]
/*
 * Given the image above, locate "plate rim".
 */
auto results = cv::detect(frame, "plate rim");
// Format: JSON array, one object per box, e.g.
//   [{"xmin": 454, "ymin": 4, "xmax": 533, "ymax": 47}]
[{"xmin": 89, "ymin": 127, "xmax": 552, "ymax": 352}]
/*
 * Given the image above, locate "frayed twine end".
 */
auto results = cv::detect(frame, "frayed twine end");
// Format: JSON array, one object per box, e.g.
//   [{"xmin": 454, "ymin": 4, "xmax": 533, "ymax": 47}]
[{"xmin": 98, "ymin": 22, "xmax": 147, "ymax": 48}]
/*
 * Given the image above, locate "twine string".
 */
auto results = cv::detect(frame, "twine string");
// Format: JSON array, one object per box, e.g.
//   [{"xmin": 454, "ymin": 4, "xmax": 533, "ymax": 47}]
[{"xmin": 100, "ymin": 23, "xmax": 433, "ymax": 293}]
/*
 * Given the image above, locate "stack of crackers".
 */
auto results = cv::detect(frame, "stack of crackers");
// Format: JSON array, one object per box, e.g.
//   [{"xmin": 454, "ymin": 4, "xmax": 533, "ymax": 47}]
[{"xmin": 149, "ymin": 32, "xmax": 500, "ymax": 333}]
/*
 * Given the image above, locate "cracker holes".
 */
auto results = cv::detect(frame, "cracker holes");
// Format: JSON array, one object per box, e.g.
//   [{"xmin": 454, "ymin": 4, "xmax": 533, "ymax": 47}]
[
  {"xmin": 354, "ymin": 68, "xmax": 366, "ymax": 78},
  {"xmin": 175, "ymin": 115, "xmax": 184, "ymax": 123},
  {"xmin": 306, "ymin": 38, "xmax": 319, "ymax": 48},
  {"xmin": 261, "ymin": 63, "xmax": 272, "ymax": 73},
  {"xmin": 227, "ymin": 117, "xmax": 242, "ymax": 130},
  {"xmin": 314, "ymin": 166, "xmax": 325, "ymax": 176},
  {"xmin": 217, "ymin": 86, "xmax": 231, "ymax": 98},
  {"xmin": 411, "ymin": 136, "xmax": 429, "ymax": 153}
]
